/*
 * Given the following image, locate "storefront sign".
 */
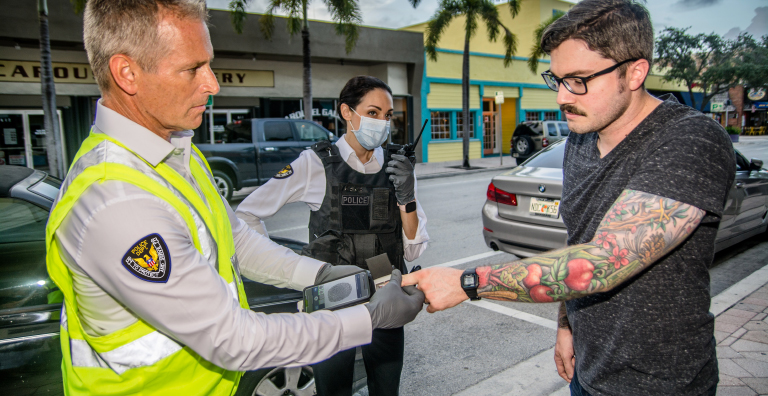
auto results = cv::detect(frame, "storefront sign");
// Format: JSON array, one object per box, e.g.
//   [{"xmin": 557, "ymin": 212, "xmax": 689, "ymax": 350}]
[
  {"xmin": 0, "ymin": 60, "xmax": 94, "ymax": 84},
  {"xmin": 711, "ymin": 102, "xmax": 724, "ymax": 112},
  {"xmin": 754, "ymin": 102, "xmax": 768, "ymax": 110},
  {"xmin": 748, "ymin": 88, "xmax": 766, "ymax": 101},
  {"xmin": 286, "ymin": 108, "xmax": 339, "ymax": 119},
  {"xmin": 212, "ymin": 69, "xmax": 274, "ymax": 87},
  {"xmin": 9, "ymin": 154, "xmax": 24, "ymax": 165},
  {"xmin": 3, "ymin": 128, "xmax": 16, "ymax": 145},
  {"xmin": 0, "ymin": 60, "xmax": 274, "ymax": 88}
]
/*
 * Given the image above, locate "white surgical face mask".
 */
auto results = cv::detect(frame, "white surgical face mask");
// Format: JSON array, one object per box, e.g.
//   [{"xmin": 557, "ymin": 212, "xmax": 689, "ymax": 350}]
[{"xmin": 349, "ymin": 108, "xmax": 390, "ymax": 150}]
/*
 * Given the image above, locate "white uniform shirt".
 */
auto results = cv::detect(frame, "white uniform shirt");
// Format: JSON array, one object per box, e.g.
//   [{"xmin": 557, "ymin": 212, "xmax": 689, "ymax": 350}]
[
  {"xmin": 235, "ymin": 134, "xmax": 429, "ymax": 262},
  {"xmin": 53, "ymin": 100, "xmax": 372, "ymax": 372}
]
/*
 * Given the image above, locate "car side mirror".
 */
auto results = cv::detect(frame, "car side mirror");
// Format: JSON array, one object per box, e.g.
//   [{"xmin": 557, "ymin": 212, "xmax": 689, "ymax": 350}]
[{"xmin": 750, "ymin": 158, "xmax": 764, "ymax": 172}]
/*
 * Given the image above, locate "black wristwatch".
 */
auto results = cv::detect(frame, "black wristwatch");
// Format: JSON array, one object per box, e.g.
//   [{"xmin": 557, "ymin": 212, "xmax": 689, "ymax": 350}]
[
  {"xmin": 399, "ymin": 200, "xmax": 417, "ymax": 213},
  {"xmin": 461, "ymin": 268, "xmax": 481, "ymax": 300}
]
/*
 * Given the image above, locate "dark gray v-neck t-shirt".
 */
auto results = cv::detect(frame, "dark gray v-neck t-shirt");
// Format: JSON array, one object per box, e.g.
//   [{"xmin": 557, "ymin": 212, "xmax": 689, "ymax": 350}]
[{"xmin": 561, "ymin": 96, "xmax": 735, "ymax": 395}]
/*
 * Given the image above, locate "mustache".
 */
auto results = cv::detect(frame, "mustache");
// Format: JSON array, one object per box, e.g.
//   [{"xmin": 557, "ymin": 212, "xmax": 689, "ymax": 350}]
[{"xmin": 560, "ymin": 104, "xmax": 586, "ymax": 117}]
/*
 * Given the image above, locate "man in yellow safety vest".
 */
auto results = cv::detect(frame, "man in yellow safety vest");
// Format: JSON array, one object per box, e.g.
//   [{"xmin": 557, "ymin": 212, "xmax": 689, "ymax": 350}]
[{"xmin": 45, "ymin": 1, "xmax": 424, "ymax": 394}]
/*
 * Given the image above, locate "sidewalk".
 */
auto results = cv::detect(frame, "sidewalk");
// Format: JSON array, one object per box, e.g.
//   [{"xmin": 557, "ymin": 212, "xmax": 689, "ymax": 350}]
[
  {"xmin": 415, "ymin": 155, "xmax": 517, "ymax": 180},
  {"xmin": 714, "ymin": 282, "xmax": 768, "ymax": 395}
]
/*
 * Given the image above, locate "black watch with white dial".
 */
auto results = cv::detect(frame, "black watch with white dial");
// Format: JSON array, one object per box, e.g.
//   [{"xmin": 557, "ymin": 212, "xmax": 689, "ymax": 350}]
[{"xmin": 461, "ymin": 268, "xmax": 481, "ymax": 301}]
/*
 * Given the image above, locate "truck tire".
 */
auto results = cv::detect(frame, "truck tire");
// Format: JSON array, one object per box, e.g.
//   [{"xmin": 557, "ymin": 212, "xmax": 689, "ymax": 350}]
[
  {"xmin": 513, "ymin": 135, "xmax": 534, "ymax": 156},
  {"xmin": 212, "ymin": 170, "xmax": 234, "ymax": 201}
]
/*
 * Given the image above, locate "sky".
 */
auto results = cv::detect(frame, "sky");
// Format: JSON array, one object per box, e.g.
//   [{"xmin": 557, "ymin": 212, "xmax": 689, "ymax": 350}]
[{"xmin": 207, "ymin": 0, "xmax": 768, "ymax": 39}]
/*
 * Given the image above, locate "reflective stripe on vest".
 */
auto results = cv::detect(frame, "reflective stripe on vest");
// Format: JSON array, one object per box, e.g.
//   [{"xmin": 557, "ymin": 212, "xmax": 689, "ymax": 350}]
[{"xmin": 46, "ymin": 131, "xmax": 247, "ymax": 395}]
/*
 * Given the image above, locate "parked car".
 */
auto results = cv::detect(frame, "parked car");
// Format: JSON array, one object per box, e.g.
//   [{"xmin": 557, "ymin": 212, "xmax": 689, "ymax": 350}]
[
  {"xmin": 197, "ymin": 118, "xmax": 337, "ymax": 200},
  {"xmin": 484, "ymin": 140, "xmax": 768, "ymax": 257},
  {"xmin": 0, "ymin": 165, "xmax": 364, "ymax": 396},
  {"xmin": 510, "ymin": 120, "xmax": 570, "ymax": 165}
]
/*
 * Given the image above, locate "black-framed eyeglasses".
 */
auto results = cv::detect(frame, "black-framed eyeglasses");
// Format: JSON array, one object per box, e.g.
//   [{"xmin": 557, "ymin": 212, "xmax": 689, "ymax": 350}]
[{"xmin": 541, "ymin": 58, "xmax": 639, "ymax": 95}]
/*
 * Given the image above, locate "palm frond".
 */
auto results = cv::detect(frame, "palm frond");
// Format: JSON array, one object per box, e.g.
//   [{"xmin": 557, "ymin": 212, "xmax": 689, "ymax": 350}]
[
  {"xmin": 479, "ymin": 0, "xmax": 501, "ymax": 43},
  {"xmin": 505, "ymin": 0, "xmax": 521, "ymax": 18},
  {"xmin": 425, "ymin": 4, "xmax": 460, "ymax": 62},
  {"xmin": 324, "ymin": 0, "xmax": 363, "ymax": 53},
  {"xmin": 229, "ymin": 0, "xmax": 250, "ymax": 34},
  {"xmin": 501, "ymin": 26, "xmax": 517, "ymax": 67},
  {"xmin": 527, "ymin": 10, "xmax": 564, "ymax": 74}
]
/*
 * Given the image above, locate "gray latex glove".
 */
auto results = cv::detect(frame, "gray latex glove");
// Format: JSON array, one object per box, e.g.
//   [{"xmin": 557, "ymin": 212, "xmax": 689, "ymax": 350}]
[
  {"xmin": 314, "ymin": 264, "xmax": 363, "ymax": 285},
  {"xmin": 385, "ymin": 154, "xmax": 416, "ymax": 205},
  {"xmin": 366, "ymin": 270, "xmax": 425, "ymax": 329}
]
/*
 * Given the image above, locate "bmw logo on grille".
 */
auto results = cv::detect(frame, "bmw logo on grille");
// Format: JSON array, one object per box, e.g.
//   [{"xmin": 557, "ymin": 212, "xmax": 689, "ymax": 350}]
[{"xmin": 538, "ymin": 184, "xmax": 546, "ymax": 193}]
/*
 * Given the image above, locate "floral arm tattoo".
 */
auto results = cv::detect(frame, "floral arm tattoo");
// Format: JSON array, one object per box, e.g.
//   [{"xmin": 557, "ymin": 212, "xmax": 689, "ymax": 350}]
[{"xmin": 476, "ymin": 190, "xmax": 705, "ymax": 302}]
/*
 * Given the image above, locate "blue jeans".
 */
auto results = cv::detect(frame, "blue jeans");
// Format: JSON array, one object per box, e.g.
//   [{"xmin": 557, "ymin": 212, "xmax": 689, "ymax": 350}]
[{"xmin": 570, "ymin": 370, "xmax": 592, "ymax": 396}]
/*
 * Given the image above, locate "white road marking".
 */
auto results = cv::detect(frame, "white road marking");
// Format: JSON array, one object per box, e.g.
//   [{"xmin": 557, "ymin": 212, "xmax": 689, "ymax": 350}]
[
  {"xmin": 429, "ymin": 250, "xmax": 504, "ymax": 268},
  {"xmin": 467, "ymin": 299, "xmax": 558, "ymax": 330}
]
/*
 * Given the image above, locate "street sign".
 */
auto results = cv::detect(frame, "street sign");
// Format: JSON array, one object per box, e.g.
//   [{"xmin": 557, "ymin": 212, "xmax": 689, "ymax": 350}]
[
  {"xmin": 711, "ymin": 102, "xmax": 724, "ymax": 112},
  {"xmin": 495, "ymin": 91, "xmax": 504, "ymax": 105}
]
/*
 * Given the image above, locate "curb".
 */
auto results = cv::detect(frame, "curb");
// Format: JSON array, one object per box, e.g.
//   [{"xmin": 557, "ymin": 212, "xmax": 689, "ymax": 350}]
[{"xmin": 416, "ymin": 165, "xmax": 518, "ymax": 180}]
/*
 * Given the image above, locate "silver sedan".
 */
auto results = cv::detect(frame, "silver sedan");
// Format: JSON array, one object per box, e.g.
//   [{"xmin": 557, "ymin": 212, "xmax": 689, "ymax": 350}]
[{"xmin": 482, "ymin": 140, "xmax": 768, "ymax": 257}]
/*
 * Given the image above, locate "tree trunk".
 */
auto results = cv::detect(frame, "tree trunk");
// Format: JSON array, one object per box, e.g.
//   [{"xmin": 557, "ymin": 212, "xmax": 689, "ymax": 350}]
[
  {"xmin": 461, "ymin": 33, "xmax": 471, "ymax": 169},
  {"xmin": 687, "ymin": 86, "xmax": 698, "ymax": 112},
  {"xmin": 38, "ymin": 0, "xmax": 63, "ymax": 177},
  {"xmin": 302, "ymin": 1, "xmax": 312, "ymax": 121}
]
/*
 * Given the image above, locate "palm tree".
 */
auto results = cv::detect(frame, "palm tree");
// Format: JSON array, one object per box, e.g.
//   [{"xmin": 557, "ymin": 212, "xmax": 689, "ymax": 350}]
[
  {"xmin": 413, "ymin": 0, "xmax": 521, "ymax": 168},
  {"xmin": 229, "ymin": 0, "xmax": 362, "ymax": 121}
]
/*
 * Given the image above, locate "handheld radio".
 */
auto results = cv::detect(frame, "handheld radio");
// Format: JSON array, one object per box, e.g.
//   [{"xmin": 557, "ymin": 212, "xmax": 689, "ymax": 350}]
[{"xmin": 384, "ymin": 118, "xmax": 429, "ymax": 166}]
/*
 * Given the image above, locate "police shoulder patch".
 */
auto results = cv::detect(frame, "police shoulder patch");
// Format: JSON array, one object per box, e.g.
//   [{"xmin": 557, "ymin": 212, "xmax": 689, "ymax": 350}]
[
  {"xmin": 122, "ymin": 233, "xmax": 171, "ymax": 283},
  {"xmin": 274, "ymin": 164, "xmax": 293, "ymax": 179}
]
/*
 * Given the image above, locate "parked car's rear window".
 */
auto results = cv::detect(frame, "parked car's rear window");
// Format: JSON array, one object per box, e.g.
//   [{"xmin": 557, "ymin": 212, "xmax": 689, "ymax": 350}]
[
  {"xmin": 296, "ymin": 122, "xmax": 329, "ymax": 142},
  {"xmin": 522, "ymin": 140, "xmax": 566, "ymax": 169},
  {"xmin": 223, "ymin": 120, "xmax": 253, "ymax": 144},
  {"xmin": 264, "ymin": 122, "xmax": 295, "ymax": 141},
  {"xmin": 558, "ymin": 123, "xmax": 570, "ymax": 136}
]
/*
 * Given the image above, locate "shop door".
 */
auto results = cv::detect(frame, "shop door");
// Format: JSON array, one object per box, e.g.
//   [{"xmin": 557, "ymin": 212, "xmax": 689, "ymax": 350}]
[
  {"xmin": 482, "ymin": 99, "xmax": 498, "ymax": 155},
  {"xmin": 0, "ymin": 110, "xmax": 65, "ymax": 173}
]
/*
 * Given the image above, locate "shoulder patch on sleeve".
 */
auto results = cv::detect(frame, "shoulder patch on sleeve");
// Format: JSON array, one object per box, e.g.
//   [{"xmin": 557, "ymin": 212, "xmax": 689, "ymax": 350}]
[
  {"xmin": 274, "ymin": 164, "xmax": 294, "ymax": 179},
  {"xmin": 122, "ymin": 233, "xmax": 171, "ymax": 283}
]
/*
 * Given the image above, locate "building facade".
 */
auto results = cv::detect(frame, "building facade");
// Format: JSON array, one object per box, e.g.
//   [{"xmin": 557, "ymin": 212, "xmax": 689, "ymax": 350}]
[
  {"xmin": 0, "ymin": 0, "xmax": 425, "ymax": 172},
  {"xmin": 402, "ymin": 0, "xmax": 697, "ymax": 163}
]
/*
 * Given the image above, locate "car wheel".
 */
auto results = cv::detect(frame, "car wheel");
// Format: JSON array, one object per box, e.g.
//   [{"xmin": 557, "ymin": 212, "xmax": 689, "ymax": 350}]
[
  {"xmin": 212, "ymin": 170, "xmax": 234, "ymax": 201},
  {"xmin": 514, "ymin": 136, "xmax": 534, "ymax": 156},
  {"xmin": 251, "ymin": 366, "xmax": 316, "ymax": 396}
]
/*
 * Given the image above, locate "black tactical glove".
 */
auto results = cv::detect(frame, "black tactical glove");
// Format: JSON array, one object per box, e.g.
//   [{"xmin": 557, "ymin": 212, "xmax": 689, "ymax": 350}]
[
  {"xmin": 314, "ymin": 264, "xmax": 363, "ymax": 285},
  {"xmin": 366, "ymin": 270, "xmax": 425, "ymax": 329},
  {"xmin": 385, "ymin": 154, "xmax": 416, "ymax": 205}
]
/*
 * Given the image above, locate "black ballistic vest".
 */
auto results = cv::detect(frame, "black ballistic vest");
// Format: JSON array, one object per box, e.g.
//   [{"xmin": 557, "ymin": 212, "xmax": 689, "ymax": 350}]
[{"xmin": 302, "ymin": 140, "xmax": 405, "ymax": 273}]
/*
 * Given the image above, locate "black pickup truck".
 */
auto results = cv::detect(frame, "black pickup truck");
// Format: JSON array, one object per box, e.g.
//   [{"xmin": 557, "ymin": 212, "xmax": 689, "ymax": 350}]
[{"xmin": 196, "ymin": 118, "xmax": 337, "ymax": 200}]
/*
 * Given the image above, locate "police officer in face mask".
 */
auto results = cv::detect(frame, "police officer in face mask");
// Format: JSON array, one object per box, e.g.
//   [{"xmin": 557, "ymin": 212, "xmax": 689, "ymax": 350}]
[{"xmin": 236, "ymin": 76, "xmax": 429, "ymax": 396}]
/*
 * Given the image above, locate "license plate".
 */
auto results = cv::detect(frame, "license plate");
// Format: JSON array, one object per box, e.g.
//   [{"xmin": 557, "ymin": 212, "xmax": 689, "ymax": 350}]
[
  {"xmin": 512, "ymin": 153, "xmax": 519, "ymax": 157},
  {"xmin": 529, "ymin": 197, "xmax": 560, "ymax": 218}
]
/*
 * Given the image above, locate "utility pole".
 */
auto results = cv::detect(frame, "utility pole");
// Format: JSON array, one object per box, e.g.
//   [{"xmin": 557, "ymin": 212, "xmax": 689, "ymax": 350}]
[{"xmin": 38, "ymin": 0, "xmax": 64, "ymax": 177}]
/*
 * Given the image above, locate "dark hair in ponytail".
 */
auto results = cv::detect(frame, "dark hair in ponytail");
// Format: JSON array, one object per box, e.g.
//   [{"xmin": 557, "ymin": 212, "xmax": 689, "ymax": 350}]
[{"xmin": 338, "ymin": 76, "xmax": 392, "ymax": 114}]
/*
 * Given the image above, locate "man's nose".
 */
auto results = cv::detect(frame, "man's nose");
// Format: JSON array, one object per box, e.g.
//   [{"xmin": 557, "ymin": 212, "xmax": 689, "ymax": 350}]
[
  {"xmin": 556, "ymin": 84, "xmax": 575, "ymax": 105},
  {"xmin": 201, "ymin": 64, "xmax": 220, "ymax": 95}
]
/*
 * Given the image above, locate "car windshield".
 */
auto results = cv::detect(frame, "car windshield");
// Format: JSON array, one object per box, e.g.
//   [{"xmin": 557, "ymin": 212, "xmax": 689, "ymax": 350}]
[{"xmin": 522, "ymin": 139, "xmax": 566, "ymax": 169}]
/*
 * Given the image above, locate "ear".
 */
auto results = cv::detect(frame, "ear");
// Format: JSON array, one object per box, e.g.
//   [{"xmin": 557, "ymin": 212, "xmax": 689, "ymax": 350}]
[
  {"xmin": 627, "ymin": 59, "xmax": 650, "ymax": 92},
  {"xmin": 108, "ymin": 54, "xmax": 140, "ymax": 95},
  {"xmin": 340, "ymin": 103, "xmax": 353, "ymax": 122}
]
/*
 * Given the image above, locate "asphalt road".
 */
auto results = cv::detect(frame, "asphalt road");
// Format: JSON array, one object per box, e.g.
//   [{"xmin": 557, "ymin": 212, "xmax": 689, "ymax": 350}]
[{"xmin": 229, "ymin": 136, "xmax": 768, "ymax": 395}]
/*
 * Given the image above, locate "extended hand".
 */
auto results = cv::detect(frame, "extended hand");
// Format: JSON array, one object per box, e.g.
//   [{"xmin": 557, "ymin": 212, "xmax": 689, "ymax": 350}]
[
  {"xmin": 385, "ymin": 154, "xmax": 415, "ymax": 205},
  {"xmin": 366, "ymin": 270, "xmax": 425, "ymax": 329},
  {"xmin": 554, "ymin": 327, "xmax": 575, "ymax": 383},
  {"xmin": 401, "ymin": 267, "xmax": 466, "ymax": 313}
]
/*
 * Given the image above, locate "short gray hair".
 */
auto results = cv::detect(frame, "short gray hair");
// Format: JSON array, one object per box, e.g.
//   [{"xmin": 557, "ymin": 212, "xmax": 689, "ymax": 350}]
[{"xmin": 84, "ymin": 0, "xmax": 208, "ymax": 92}]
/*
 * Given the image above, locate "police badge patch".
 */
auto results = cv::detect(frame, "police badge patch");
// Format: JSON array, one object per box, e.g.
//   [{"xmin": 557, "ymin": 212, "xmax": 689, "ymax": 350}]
[
  {"xmin": 122, "ymin": 234, "xmax": 171, "ymax": 283},
  {"xmin": 274, "ymin": 164, "xmax": 293, "ymax": 179}
]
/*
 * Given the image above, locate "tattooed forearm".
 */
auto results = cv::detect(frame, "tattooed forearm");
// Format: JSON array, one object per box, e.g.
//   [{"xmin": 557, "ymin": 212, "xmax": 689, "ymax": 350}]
[
  {"xmin": 477, "ymin": 190, "xmax": 705, "ymax": 303},
  {"xmin": 558, "ymin": 302, "xmax": 570, "ymax": 329}
]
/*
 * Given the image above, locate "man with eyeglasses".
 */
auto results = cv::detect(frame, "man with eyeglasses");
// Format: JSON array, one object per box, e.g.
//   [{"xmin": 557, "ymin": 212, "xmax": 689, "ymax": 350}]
[{"xmin": 403, "ymin": 0, "xmax": 734, "ymax": 394}]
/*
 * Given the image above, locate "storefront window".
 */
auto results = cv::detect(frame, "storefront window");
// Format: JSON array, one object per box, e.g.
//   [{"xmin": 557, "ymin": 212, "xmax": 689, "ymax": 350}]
[
  {"xmin": 0, "ymin": 114, "xmax": 26, "ymax": 167},
  {"xmin": 526, "ymin": 112, "xmax": 540, "ymax": 121},
  {"xmin": 430, "ymin": 112, "xmax": 451, "ymax": 140},
  {"xmin": 456, "ymin": 112, "xmax": 475, "ymax": 139},
  {"xmin": 391, "ymin": 98, "xmax": 409, "ymax": 145},
  {"xmin": 0, "ymin": 110, "xmax": 65, "ymax": 172},
  {"xmin": 544, "ymin": 111, "xmax": 559, "ymax": 121}
]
